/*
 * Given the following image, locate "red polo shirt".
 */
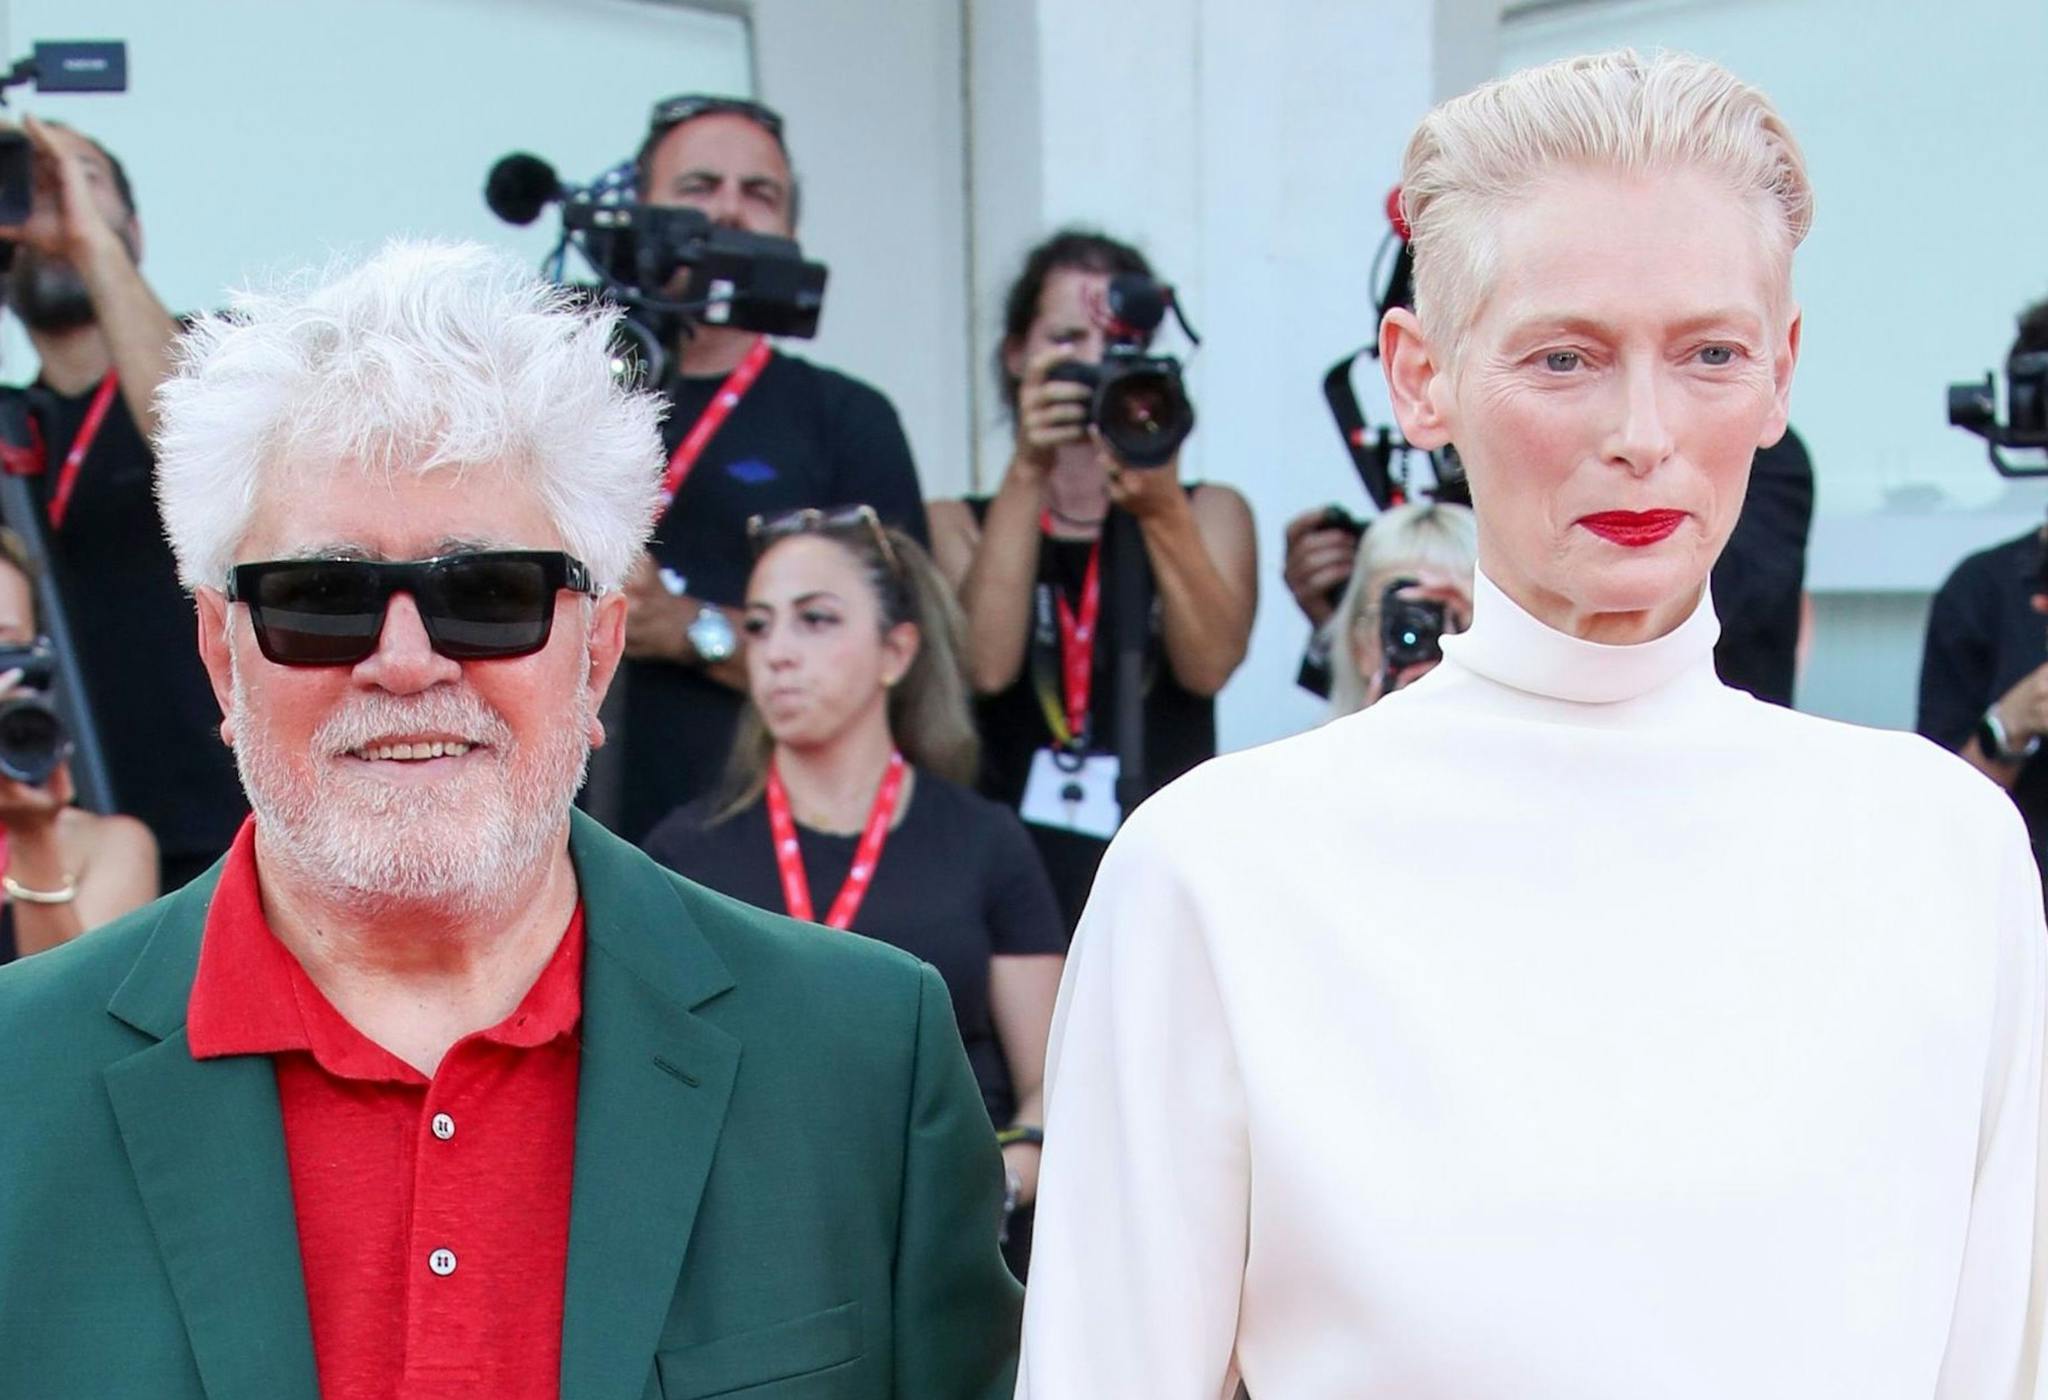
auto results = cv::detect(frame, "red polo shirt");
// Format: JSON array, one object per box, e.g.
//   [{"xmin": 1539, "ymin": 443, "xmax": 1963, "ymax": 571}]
[{"xmin": 186, "ymin": 820, "xmax": 583, "ymax": 1400}]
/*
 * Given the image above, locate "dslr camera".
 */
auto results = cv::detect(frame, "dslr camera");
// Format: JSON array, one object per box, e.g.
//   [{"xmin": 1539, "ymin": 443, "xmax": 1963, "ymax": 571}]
[
  {"xmin": 1949, "ymin": 352, "xmax": 2048, "ymax": 477},
  {"xmin": 1380, "ymin": 577, "xmax": 1446, "ymax": 676},
  {"xmin": 0, "ymin": 638, "xmax": 72, "ymax": 786},
  {"xmin": 1047, "ymin": 272, "xmax": 1199, "ymax": 469},
  {"xmin": 0, "ymin": 41, "xmax": 128, "ymax": 232}
]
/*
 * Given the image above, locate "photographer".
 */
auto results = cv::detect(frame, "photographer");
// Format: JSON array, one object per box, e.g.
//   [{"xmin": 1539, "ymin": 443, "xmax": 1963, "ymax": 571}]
[
  {"xmin": 1918, "ymin": 296, "xmax": 2048, "ymax": 871},
  {"xmin": 0, "ymin": 116, "xmax": 243, "ymax": 888},
  {"xmin": 1319, "ymin": 501, "xmax": 1476, "ymax": 717},
  {"xmin": 1283, "ymin": 428, "xmax": 1813, "ymax": 706},
  {"xmin": 0, "ymin": 529, "xmax": 155, "ymax": 960},
  {"xmin": 930, "ymin": 230, "xmax": 1257, "ymax": 933},
  {"xmin": 612, "ymin": 95, "xmax": 928, "ymax": 841}
]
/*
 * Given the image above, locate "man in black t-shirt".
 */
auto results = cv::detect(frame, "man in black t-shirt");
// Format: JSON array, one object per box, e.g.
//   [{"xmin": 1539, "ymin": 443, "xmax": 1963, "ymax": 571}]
[
  {"xmin": 610, "ymin": 96, "xmax": 927, "ymax": 840},
  {"xmin": 0, "ymin": 119, "xmax": 243, "ymax": 889}
]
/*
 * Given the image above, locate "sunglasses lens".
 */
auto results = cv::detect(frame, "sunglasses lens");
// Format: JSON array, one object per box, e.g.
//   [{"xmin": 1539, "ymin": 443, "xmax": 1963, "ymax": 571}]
[
  {"xmin": 246, "ymin": 564, "xmax": 387, "ymax": 665},
  {"xmin": 420, "ymin": 557, "xmax": 556, "ymax": 660}
]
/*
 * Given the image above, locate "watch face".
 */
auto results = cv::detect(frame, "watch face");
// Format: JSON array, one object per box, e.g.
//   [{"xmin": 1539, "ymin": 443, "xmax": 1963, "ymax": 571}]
[{"xmin": 689, "ymin": 607, "xmax": 737, "ymax": 663}]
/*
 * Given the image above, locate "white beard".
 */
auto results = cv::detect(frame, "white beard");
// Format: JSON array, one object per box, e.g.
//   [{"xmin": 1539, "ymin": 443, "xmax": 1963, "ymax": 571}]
[{"xmin": 229, "ymin": 655, "xmax": 594, "ymax": 920}]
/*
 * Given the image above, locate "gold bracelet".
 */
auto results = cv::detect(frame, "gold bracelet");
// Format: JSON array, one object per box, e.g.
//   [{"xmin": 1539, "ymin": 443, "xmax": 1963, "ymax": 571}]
[{"xmin": 4, "ymin": 872, "xmax": 78, "ymax": 905}]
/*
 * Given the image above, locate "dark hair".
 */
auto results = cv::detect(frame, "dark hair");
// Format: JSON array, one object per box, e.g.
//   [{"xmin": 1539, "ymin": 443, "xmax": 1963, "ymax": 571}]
[
  {"xmin": 714, "ymin": 522, "xmax": 979, "ymax": 821},
  {"xmin": 2014, "ymin": 295, "xmax": 2048, "ymax": 366},
  {"xmin": 994, "ymin": 227, "xmax": 1152, "ymax": 417}
]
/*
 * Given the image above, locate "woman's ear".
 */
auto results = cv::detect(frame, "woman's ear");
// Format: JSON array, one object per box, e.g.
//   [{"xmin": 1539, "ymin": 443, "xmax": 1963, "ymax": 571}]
[
  {"xmin": 881, "ymin": 621, "xmax": 921, "ymax": 688},
  {"xmin": 1380, "ymin": 307, "xmax": 1454, "ymax": 451},
  {"xmin": 1001, "ymin": 335, "xmax": 1026, "ymax": 388}
]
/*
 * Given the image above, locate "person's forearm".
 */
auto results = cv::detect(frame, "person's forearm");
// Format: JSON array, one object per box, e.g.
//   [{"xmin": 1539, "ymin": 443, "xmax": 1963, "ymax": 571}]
[
  {"xmin": 75, "ymin": 232, "xmax": 178, "ymax": 444},
  {"xmin": 1143, "ymin": 494, "xmax": 1254, "ymax": 697},
  {"xmin": 1962, "ymin": 734, "xmax": 2025, "ymax": 792},
  {"xmin": 959, "ymin": 459, "xmax": 1045, "ymax": 695},
  {"xmin": 4, "ymin": 824, "xmax": 83, "ymax": 955}
]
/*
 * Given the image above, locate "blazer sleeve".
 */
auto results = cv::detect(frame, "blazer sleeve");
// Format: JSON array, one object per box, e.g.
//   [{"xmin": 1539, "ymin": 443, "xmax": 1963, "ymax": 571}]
[
  {"xmin": 1016, "ymin": 806, "xmax": 1250, "ymax": 1400},
  {"xmin": 892, "ymin": 961, "xmax": 1023, "ymax": 1399},
  {"xmin": 1944, "ymin": 817, "xmax": 2048, "ymax": 1399}
]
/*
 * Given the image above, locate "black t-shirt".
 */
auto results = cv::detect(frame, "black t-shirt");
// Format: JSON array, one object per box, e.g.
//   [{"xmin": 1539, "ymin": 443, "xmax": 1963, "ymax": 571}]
[
  {"xmin": 615, "ymin": 352, "xmax": 927, "ymax": 841},
  {"xmin": 1294, "ymin": 429, "xmax": 1815, "ymax": 706},
  {"xmin": 964, "ymin": 498, "xmax": 1217, "ymax": 935},
  {"xmin": 1918, "ymin": 528, "xmax": 2048, "ymax": 870},
  {"xmin": 643, "ymin": 769, "xmax": 1064, "ymax": 1124},
  {"xmin": 1, "ymin": 382, "xmax": 245, "ymax": 872}
]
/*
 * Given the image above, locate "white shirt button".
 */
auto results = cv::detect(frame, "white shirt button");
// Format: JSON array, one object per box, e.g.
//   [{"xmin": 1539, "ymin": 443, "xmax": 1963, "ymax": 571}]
[
  {"xmin": 428, "ymin": 1248, "xmax": 457, "ymax": 1277},
  {"xmin": 431, "ymin": 1113, "xmax": 455, "ymax": 1141}
]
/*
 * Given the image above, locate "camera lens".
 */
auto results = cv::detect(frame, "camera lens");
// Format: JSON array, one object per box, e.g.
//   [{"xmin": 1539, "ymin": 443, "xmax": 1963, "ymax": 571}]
[
  {"xmin": 1098, "ymin": 367, "xmax": 1194, "ymax": 468},
  {"xmin": 0, "ymin": 697, "xmax": 70, "ymax": 787}
]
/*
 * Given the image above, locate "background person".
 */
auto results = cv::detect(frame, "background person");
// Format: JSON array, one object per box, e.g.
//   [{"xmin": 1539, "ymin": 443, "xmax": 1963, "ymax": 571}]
[
  {"xmin": 930, "ymin": 229, "xmax": 1257, "ymax": 934},
  {"xmin": 1319, "ymin": 500, "xmax": 1477, "ymax": 717},
  {"xmin": 0, "ymin": 115, "xmax": 243, "ymax": 889},
  {"xmin": 1918, "ymin": 295, "xmax": 2048, "ymax": 875},
  {"xmin": 645, "ymin": 507, "xmax": 1064, "ymax": 1271},
  {"xmin": 0, "ymin": 528, "xmax": 156, "ymax": 961},
  {"xmin": 612, "ymin": 94, "xmax": 929, "ymax": 841},
  {"xmin": 1019, "ymin": 51, "xmax": 2045, "ymax": 1397}
]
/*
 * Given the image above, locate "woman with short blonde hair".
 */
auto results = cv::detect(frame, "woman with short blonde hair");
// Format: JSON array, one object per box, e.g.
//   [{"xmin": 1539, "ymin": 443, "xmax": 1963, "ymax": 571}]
[
  {"xmin": 1020, "ymin": 50, "xmax": 2044, "ymax": 1398},
  {"xmin": 1321, "ymin": 501, "xmax": 1479, "ymax": 717}
]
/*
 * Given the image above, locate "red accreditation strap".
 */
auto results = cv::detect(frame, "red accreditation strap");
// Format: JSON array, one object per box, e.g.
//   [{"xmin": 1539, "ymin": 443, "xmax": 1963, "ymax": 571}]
[
  {"xmin": 48, "ymin": 372, "xmax": 121, "ymax": 531},
  {"xmin": 1035, "ymin": 510, "xmax": 1102, "ymax": 748},
  {"xmin": 764, "ymin": 749, "xmax": 907, "ymax": 929},
  {"xmin": 660, "ymin": 336, "xmax": 772, "ymax": 507}
]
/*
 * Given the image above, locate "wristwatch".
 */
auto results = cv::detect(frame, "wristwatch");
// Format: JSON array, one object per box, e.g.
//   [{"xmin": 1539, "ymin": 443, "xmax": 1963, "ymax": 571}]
[
  {"xmin": 686, "ymin": 603, "xmax": 738, "ymax": 665},
  {"xmin": 1978, "ymin": 707, "xmax": 2041, "ymax": 763}
]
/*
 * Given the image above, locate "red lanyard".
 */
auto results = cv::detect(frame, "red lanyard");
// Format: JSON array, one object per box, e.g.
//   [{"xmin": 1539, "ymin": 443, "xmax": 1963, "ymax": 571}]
[
  {"xmin": 764, "ymin": 750, "xmax": 907, "ymax": 929},
  {"xmin": 48, "ymin": 372, "xmax": 120, "ymax": 531},
  {"xmin": 1039, "ymin": 510, "xmax": 1102, "ymax": 745},
  {"xmin": 660, "ymin": 337, "xmax": 772, "ymax": 507}
]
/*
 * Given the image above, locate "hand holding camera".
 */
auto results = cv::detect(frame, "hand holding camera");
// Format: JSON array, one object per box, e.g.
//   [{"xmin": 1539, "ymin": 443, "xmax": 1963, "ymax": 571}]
[
  {"xmin": 1283, "ymin": 506, "xmax": 1365, "ymax": 631},
  {"xmin": 1012, "ymin": 345, "xmax": 1095, "ymax": 478},
  {"xmin": 0, "ymin": 114, "xmax": 126, "ymax": 269},
  {"xmin": 1365, "ymin": 570, "xmax": 1472, "ymax": 706}
]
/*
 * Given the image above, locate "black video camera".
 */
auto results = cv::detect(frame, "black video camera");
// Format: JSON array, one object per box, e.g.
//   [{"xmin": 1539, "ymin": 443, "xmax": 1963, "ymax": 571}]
[
  {"xmin": 1380, "ymin": 577, "xmax": 1446, "ymax": 676},
  {"xmin": 0, "ymin": 41, "xmax": 128, "ymax": 232},
  {"xmin": 0, "ymin": 638, "xmax": 71, "ymax": 786},
  {"xmin": 1949, "ymin": 352, "xmax": 2048, "ymax": 477},
  {"xmin": 484, "ymin": 151, "xmax": 826, "ymax": 383},
  {"xmin": 1047, "ymin": 273, "xmax": 1199, "ymax": 469}
]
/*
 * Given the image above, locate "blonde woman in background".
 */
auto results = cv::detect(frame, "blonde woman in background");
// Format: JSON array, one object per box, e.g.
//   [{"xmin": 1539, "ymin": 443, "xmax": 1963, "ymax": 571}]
[{"xmin": 1321, "ymin": 501, "xmax": 1478, "ymax": 718}]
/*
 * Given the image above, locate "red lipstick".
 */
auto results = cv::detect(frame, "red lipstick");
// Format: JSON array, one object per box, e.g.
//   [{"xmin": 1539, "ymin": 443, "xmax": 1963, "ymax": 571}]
[{"xmin": 1578, "ymin": 510, "xmax": 1686, "ymax": 548}]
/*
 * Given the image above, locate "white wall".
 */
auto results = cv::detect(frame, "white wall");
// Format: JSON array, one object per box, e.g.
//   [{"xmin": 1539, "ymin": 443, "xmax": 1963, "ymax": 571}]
[
  {"xmin": 967, "ymin": 0, "xmax": 1475, "ymax": 753},
  {"xmin": 3, "ymin": 0, "xmax": 978, "ymax": 495}
]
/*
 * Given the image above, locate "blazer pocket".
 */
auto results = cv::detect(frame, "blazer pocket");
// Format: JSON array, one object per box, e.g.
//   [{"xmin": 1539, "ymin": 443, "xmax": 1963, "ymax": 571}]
[{"xmin": 656, "ymin": 1300, "xmax": 864, "ymax": 1399}]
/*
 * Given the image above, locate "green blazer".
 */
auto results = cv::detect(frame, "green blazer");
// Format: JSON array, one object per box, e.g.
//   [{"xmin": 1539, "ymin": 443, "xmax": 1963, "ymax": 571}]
[{"xmin": 0, "ymin": 811, "xmax": 1021, "ymax": 1398}]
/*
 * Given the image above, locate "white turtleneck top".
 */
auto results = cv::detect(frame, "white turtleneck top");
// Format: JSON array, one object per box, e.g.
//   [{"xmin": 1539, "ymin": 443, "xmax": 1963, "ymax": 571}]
[{"xmin": 1018, "ymin": 573, "xmax": 2047, "ymax": 1400}]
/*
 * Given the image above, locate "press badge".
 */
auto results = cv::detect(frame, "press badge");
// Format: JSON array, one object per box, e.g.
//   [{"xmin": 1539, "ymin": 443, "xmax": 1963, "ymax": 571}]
[{"xmin": 1020, "ymin": 748, "xmax": 1121, "ymax": 841}]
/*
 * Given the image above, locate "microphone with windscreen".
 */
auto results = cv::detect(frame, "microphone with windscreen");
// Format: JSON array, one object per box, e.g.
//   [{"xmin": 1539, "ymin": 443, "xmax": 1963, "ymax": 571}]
[{"xmin": 484, "ymin": 153, "xmax": 563, "ymax": 226}]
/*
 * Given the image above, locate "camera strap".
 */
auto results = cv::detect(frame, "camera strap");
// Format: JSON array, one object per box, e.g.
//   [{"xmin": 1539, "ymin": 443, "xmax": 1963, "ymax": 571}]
[
  {"xmin": 26, "ymin": 372, "xmax": 120, "ymax": 532},
  {"xmin": 763, "ymin": 748, "xmax": 906, "ymax": 929},
  {"xmin": 1029, "ymin": 511, "xmax": 1101, "ymax": 752},
  {"xmin": 660, "ymin": 337, "xmax": 772, "ymax": 508}
]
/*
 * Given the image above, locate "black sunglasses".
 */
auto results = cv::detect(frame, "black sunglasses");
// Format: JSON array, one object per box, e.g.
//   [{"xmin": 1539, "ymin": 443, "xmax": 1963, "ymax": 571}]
[
  {"xmin": 647, "ymin": 94, "xmax": 787, "ymax": 146},
  {"xmin": 225, "ymin": 551, "xmax": 597, "ymax": 668}
]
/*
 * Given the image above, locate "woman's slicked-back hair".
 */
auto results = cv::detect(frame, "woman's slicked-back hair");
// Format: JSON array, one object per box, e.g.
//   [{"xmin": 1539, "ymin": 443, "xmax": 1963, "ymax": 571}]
[
  {"xmin": 155, "ymin": 238, "xmax": 667, "ymax": 593},
  {"xmin": 1323, "ymin": 501, "xmax": 1479, "ymax": 719},
  {"xmin": 1400, "ymin": 48, "xmax": 1813, "ymax": 361},
  {"xmin": 995, "ymin": 227, "xmax": 1153, "ymax": 418}
]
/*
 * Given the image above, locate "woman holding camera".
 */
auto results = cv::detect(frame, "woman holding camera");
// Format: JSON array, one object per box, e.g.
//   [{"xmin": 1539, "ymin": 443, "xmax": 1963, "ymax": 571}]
[
  {"xmin": 0, "ymin": 531, "xmax": 158, "ymax": 962},
  {"xmin": 930, "ymin": 229, "xmax": 1257, "ymax": 934},
  {"xmin": 643, "ymin": 506, "xmax": 1065, "ymax": 1264},
  {"xmin": 1322, "ymin": 500, "xmax": 1478, "ymax": 717}
]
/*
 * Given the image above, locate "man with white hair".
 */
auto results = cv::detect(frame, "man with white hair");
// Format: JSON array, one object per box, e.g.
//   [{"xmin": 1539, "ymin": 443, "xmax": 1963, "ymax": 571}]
[{"xmin": 0, "ymin": 239, "xmax": 1021, "ymax": 1398}]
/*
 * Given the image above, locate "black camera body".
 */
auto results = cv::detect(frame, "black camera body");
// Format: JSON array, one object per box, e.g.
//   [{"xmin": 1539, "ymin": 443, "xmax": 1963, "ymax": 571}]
[
  {"xmin": 1380, "ymin": 577, "xmax": 1446, "ymax": 675},
  {"xmin": 1949, "ymin": 351, "xmax": 2048, "ymax": 477},
  {"xmin": 563, "ymin": 202, "xmax": 826, "ymax": 340},
  {"xmin": 0, "ymin": 638, "xmax": 71, "ymax": 787},
  {"xmin": 0, "ymin": 41, "xmax": 128, "ymax": 227},
  {"xmin": 1045, "ymin": 273, "xmax": 1196, "ymax": 469}
]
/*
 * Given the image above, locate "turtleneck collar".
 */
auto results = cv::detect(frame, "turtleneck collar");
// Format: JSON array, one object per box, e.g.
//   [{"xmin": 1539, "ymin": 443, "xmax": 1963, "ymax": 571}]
[{"xmin": 1438, "ymin": 570, "xmax": 1722, "ymax": 705}]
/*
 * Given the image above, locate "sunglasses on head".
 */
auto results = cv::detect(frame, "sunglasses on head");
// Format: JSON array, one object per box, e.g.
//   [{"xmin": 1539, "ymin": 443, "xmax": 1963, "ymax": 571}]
[
  {"xmin": 647, "ymin": 93, "xmax": 787, "ymax": 146},
  {"xmin": 746, "ymin": 504, "xmax": 900, "ymax": 574},
  {"xmin": 225, "ymin": 551, "xmax": 597, "ymax": 668}
]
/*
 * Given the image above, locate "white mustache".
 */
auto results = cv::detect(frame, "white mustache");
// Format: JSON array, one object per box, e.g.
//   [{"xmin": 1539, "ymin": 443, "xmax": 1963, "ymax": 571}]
[{"xmin": 313, "ymin": 691, "xmax": 513, "ymax": 757}]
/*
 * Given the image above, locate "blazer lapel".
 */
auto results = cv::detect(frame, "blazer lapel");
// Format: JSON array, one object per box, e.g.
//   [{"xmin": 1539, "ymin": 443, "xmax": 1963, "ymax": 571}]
[
  {"xmin": 101, "ymin": 876, "xmax": 321, "ymax": 1400},
  {"xmin": 559, "ymin": 812, "xmax": 742, "ymax": 1400}
]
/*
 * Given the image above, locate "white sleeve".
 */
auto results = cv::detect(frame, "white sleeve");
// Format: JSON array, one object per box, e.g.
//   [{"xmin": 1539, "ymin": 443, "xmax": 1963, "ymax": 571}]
[
  {"xmin": 1015, "ymin": 805, "xmax": 1250, "ymax": 1400},
  {"xmin": 1942, "ymin": 817, "xmax": 2047, "ymax": 1400}
]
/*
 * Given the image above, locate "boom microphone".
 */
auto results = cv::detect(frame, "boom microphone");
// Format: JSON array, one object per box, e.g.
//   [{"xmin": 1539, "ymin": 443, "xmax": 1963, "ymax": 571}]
[{"xmin": 485, "ymin": 153, "xmax": 562, "ymax": 226}]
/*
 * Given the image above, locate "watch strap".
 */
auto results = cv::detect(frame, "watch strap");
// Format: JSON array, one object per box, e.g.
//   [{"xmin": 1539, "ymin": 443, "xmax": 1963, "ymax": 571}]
[{"xmin": 1981, "ymin": 708, "xmax": 2041, "ymax": 763}]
